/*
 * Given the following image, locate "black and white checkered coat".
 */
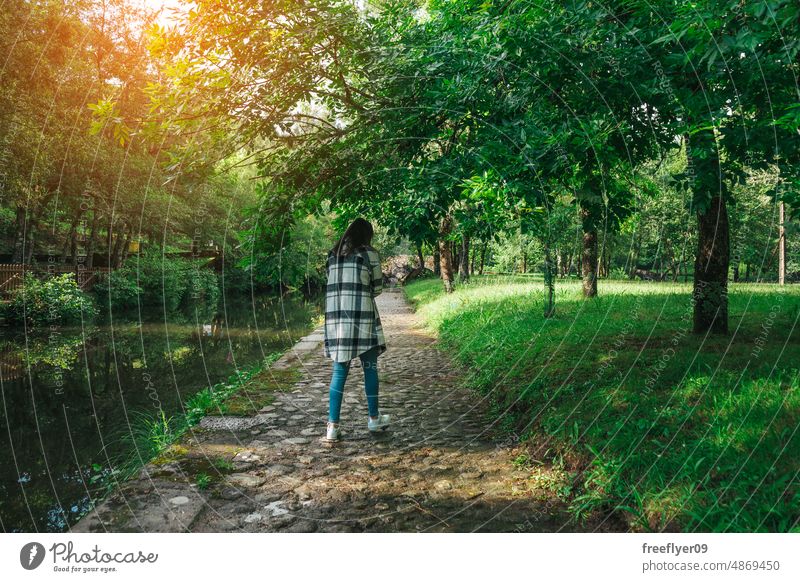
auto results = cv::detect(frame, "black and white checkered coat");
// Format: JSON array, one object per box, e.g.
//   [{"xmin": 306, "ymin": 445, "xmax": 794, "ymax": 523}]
[{"xmin": 323, "ymin": 245, "xmax": 387, "ymax": 363}]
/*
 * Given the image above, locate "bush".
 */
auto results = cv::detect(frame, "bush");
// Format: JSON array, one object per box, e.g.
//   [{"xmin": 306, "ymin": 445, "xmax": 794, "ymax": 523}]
[
  {"xmin": 95, "ymin": 251, "xmax": 221, "ymax": 312},
  {"xmin": 4, "ymin": 273, "xmax": 98, "ymax": 326},
  {"xmin": 185, "ymin": 266, "xmax": 221, "ymax": 306},
  {"xmin": 94, "ymin": 270, "xmax": 142, "ymax": 309}
]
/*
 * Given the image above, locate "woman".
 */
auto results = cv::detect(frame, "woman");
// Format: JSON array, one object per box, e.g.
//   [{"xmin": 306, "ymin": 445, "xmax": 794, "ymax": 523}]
[{"xmin": 323, "ymin": 218, "xmax": 389, "ymax": 441}]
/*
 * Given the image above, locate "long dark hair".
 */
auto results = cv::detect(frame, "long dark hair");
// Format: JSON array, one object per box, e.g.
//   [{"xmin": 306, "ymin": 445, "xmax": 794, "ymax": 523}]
[{"xmin": 330, "ymin": 218, "xmax": 374, "ymax": 257}]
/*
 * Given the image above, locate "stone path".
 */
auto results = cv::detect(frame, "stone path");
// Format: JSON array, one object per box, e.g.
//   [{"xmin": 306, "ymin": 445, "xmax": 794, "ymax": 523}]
[{"xmin": 75, "ymin": 289, "xmax": 608, "ymax": 533}]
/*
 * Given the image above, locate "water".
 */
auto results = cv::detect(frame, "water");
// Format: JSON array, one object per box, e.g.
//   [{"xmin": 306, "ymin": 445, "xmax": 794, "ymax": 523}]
[{"xmin": 0, "ymin": 293, "xmax": 321, "ymax": 532}]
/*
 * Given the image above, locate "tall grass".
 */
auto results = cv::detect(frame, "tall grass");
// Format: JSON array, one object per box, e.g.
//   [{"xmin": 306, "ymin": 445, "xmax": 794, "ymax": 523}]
[
  {"xmin": 405, "ymin": 276, "xmax": 800, "ymax": 532},
  {"xmin": 103, "ymin": 351, "xmax": 284, "ymax": 487}
]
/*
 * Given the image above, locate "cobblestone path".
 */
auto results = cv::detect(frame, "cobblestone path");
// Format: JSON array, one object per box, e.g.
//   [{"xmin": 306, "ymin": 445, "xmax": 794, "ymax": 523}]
[{"xmin": 76, "ymin": 289, "xmax": 605, "ymax": 532}]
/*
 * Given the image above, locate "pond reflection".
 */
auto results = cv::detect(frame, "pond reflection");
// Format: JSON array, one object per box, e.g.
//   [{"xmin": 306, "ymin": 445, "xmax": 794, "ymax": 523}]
[{"xmin": 0, "ymin": 293, "xmax": 321, "ymax": 532}]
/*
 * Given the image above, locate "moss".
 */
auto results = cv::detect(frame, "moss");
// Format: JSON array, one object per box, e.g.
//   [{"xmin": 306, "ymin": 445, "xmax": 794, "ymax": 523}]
[
  {"xmin": 151, "ymin": 444, "xmax": 190, "ymax": 466},
  {"xmin": 220, "ymin": 367, "xmax": 299, "ymax": 416}
]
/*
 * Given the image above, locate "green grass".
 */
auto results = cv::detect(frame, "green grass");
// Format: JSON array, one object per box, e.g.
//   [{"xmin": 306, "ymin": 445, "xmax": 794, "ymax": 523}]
[
  {"xmin": 107, "ymin": 351, "xmax": 287, "ymax": 485},
  {"xmin": 404, "ymin": 275, "xmax": 800, "ymax": 532}
]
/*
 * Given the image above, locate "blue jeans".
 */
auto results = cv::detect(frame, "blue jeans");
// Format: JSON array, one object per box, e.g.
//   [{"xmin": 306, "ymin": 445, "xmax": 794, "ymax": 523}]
[{"xmin": 328, "ymin": 346, "xmax": 379, "ymax": 423}]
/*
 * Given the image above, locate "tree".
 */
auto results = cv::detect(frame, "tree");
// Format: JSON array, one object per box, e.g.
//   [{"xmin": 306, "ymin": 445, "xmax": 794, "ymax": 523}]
[{"xmin": 641, "ymin": 0, "xmax": 800, "ymax": 333}]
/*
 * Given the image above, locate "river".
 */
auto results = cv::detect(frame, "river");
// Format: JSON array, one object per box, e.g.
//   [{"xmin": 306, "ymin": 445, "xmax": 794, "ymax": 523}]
[{"xmin": 0, "ymin": 293, "xmax": 321, "ymax": 532}]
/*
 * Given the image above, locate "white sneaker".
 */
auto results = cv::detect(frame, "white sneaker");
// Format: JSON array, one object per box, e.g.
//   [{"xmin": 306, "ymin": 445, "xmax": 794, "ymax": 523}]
[
  {"xmin": 326, "ymin": 423, "xmax": 341, "ymax": 441},
  {"xmin": 368, "ymin": 414, "xmax": 390, "ymax": 432}
]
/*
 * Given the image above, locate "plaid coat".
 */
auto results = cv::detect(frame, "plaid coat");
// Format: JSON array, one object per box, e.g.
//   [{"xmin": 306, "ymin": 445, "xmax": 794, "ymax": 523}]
[{"xmin": 323, "ymin": 245, "xmax": 387, "ymax": 363}]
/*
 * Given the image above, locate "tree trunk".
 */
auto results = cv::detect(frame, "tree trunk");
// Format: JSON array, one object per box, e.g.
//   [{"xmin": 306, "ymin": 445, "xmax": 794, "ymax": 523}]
[
  {"xmin": 556, "ymin": 249, "xmax": 563, "ymax": 279},
  {"xmin": 479, "ymin": 242, "xmax": 486, "ymax": 275},
  {"xmin": 416, "ymin": 243, "xmax": 425, "ymax": 270},
  {"xmin": 564, "ymin": 251, "xmax": 573, "ymax": 278},
  {"xmin": 24, "ymin": 222, "xmax": 35, "ymax": 264},
  {"xmin": 11, "ymin": 207, "xmax": 27, "ymax": 263},
  {"xmin": 458, "ymin": 234, "xmax": 470, "ymax": 282},
  {"xmin": 779, "ymin": 201, "xmax": 786, "ymax": 285},
  {"xmin": 732, "ymin": 262, "xmax": 739, "ymax": 283},
  {"xmin": 120, "ymin": 232, "xmax": 132, "ymax": 266},
  {"xmin": 689, "ymin": 130, "xmax": 730, "ymax": 334},
  {"xmin": 693, "ymin": 194, "xmax": 730, "ymax": 333},
  {"xmin": 85, "ymin": 210, "xmax": 99, "ymax": 269},
  {"xmin": 543, "ymin": 241, "xmax": 555, "ymax": 318},
  {"xmin": 745, "ymin": 262, "xmax": 751, "ymax": 282},
  {"xmin": 433, "ymin": 247, "xmax": 441, "ymax": 276},
  {"xmin": 679, "ymin": 239, "xmax": 688, "ymax": 283},
  {"xmin": 62, "ymin": 217, "xmax": 78, "ymax": 264},
  {"xmin": 106, "ymin": 221, "xmax": 113, "ymax": 256},
  {"xmin": 628, "ymin": 226, "xmax": 640, "ymax": 279},
  {"xmin": 112, "ymin": 224, "xmax": 127, "ymax": 268},
  {"xmin": 439, "ymin": 216, "xmax": 455, "ymax": 293},
  {"xmin": 70, "ymin": 218, "xmax": 80, "ymax": 266},
  {"xmin": 470, "ymin": 241, "xmax": 476, "ymax": 274},
  {"xmin": 581, "ymin": 207, "xmax": 598, "ymax": 298},
  {"xmin": 598, "ymin": 241, "xmax": 609, "ymax": 278}
]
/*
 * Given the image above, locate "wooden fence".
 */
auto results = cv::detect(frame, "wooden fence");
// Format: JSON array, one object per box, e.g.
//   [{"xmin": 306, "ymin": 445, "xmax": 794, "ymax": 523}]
[{"xmin": 0, "ymin": 264, "xmax": 112, "ymax": 298}]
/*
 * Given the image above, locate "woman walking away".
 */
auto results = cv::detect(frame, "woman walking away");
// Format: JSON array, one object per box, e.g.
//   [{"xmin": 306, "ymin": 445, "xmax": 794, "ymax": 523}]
[{"xmin": 323, "ymin": 218, "xmax": 389, "ymax": 441}]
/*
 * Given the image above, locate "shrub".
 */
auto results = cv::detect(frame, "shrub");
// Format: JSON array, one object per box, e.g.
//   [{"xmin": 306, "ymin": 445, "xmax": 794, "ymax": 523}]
[
  {"xmin": 95, "ymin": 251, "xmax": 221, "ymax": 312},
  {"xmin": 4, "ymin": 273, "xmax": 98, "ymax": 326},
  {"xmin": 185, "ymin": 266, "xmax": 221, "ymax": 306},
  {"xmin": 94, "ymin": 270, "xmax": 142, "ymax": 309},
  {"xmin": 128, "ymin": 252, "xmax": 186, "ymax": 310}
]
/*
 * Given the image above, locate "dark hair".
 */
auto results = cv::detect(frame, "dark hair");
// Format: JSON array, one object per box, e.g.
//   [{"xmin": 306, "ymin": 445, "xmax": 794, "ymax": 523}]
[{"xmin": 330, "ymin": 218, "xmax": 374, "ymax": 257}]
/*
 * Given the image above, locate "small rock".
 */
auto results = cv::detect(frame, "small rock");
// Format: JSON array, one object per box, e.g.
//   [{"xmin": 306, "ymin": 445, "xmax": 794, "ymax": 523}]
[
  {"xmin": 254, "ymin": 492, "xmax": 283, "ymax": 504},
  {"xmin": 227, "ymin": 473, "xmax": 267, "ymax": 488},
  {"xmin": 264, "ymin": 500, "xmax": 290, "ymax": 517},
  {"xmin": 434, "ymin": 480, "xmax": 453, "ymax": 491},
  {"xmin": 244, "ymin": 512, "xmax": 263, "ymax": 524},
  {"xmin": 233, "ymin": 450, "xmax": 261, "ymax": 463},
  {"xmin": 272, "ymin": 515, "xmax": 297, "ymax": 529},
  {"xmin": 284, "ymin": 437, "xmax": 310, "ymax": 445},
  {"xmin": 169, "ymin": 496, "xmax": 190, "ymax": 506},
  {"xmin": 265, "ymin": 464, "xmax": 292, "ymax": 476},
  {"xmin": 298, "ymin": 455, "xmax": 314, "ymax": 464},
  {"xmin": 220, "ymin": 487, "xmax": 243, "ymax": 500},
  {"xmin": 285, "ymin": 519, "xmax": 318, "ymax": 533},
  {"xmin": 459, "ymin": 471, "xmax": 483, "ymax": 480}
]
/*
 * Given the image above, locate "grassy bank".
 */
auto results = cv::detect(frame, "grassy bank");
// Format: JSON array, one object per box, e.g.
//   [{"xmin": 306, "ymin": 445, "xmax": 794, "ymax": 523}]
[
  {"xmin": 404, "ymin": 275, "xmax": 800, "ymax": 532},
  {"xmin": 88, "ymin": 351, "xmax": 297, "ymax": 506}
]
